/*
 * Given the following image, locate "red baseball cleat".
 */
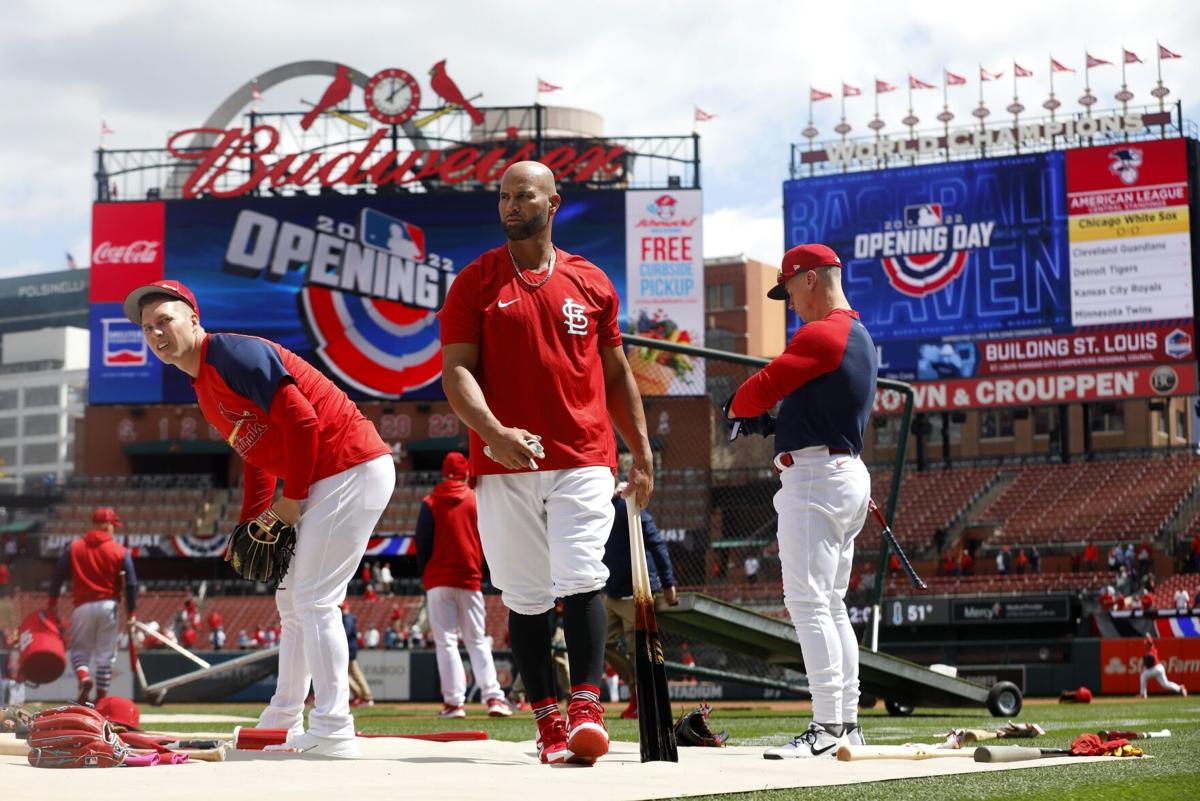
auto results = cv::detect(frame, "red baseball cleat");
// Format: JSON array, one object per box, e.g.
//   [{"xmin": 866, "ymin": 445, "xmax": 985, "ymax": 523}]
[
  {"xmin": 620, "ymin": 695, "xmax": 638, "ymax": 720},
  {"xmin": 536, "ymin": 713, "xmax": 569, "ymax": 764},
  {"xmin": 565, "ymin": 698, "xmax": 608, "ymax": 765}
]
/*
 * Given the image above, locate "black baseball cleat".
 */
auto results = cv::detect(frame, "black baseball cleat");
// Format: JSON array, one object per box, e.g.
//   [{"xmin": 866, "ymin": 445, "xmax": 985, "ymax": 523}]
[{"xmin": 763, "ymin": 722, "xmax": 847, "ymax": 759}]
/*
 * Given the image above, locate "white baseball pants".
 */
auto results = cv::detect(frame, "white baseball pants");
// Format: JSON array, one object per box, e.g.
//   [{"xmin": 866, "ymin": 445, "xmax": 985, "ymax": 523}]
[
  {"xmin": 476, "ymin": 466, "xmax": 615, "ymax": 615},
  {"xmin": 427, "ymin": 586, "xmax": 504, "ymax": 706},
  {"xmin": 257, "ymin": 454, "xmax": 394, "ymax": 740},
  {"xmin": 69, "ymin": 599, "xmax": 119, "ymax": 690},
  {"xmin": 774, "ymin": 447, "xmax": 870, "ymax": 726},
  {"xmin": 1140, "ymin": 663, "xmax": 1184, "ymax": 695}
]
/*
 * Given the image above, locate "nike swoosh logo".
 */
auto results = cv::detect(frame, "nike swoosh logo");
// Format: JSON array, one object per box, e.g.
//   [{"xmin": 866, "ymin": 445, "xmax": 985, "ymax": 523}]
[
  {"xmin": 498, "ymin": 298, "xmax": 520, "ymax": 308},
  {"xmin": 811, "ymin": 742, "xmax": 839, "ymax": 756}
]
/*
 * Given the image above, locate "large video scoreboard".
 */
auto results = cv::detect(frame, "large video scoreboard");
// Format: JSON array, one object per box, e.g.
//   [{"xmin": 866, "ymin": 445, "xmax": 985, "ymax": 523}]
[{"xmin": 783, "ymin": 138, "xmax": 1196, "ymax": 411}]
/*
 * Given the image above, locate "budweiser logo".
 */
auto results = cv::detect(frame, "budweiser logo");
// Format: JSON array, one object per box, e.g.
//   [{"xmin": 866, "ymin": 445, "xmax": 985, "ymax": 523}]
[{"xmin": 93, "ymin": 239, "xmax": 161, "ymax": 264}]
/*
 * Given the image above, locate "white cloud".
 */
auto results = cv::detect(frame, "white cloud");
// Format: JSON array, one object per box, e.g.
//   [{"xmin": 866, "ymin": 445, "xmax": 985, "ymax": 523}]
[{"xmin": 704, "ymin": 201, "xmax": 784, "ymax": 266}]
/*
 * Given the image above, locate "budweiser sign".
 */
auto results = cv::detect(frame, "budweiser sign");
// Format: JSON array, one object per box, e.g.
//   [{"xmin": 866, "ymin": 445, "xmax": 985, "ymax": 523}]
[
  {"xmin": 93, "ymin": 239, "xmax": 160, "ymax": 264},
  {"xmin": 167, "ymin": 126, "xmax": 627, "ymax": 199}
]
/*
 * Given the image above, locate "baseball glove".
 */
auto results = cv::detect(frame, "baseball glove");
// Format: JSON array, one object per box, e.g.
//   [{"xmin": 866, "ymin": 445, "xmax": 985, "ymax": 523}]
[
  {"xmin": 673, "ymin": 702, "xmax": 728, "ymax": 747},
  {"xmin": 224, "ymin": 509, "xmax": 297, "ymax": 584},
  {"xmin": 26, "ymin": 705, "xmax": 129, "ymax": 768},
  {"xmin": 0, "ymin": 705, "xmax": 35, "ymax": 739},
  {"xmin": 722, "ymin": 395, "xmax": 776, "ymax": 440}
]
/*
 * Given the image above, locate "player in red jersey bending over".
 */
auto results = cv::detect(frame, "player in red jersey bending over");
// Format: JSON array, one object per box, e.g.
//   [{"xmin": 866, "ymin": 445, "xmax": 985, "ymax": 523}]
[{"xmin": 439, "ymin": 161, "xmax": 653, "ymax": 765}]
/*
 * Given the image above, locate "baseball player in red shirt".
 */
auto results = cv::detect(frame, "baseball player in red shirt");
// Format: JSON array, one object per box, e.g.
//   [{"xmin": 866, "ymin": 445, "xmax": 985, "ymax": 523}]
[
  {"xmin": 416, "ymin": 452, "xmax": 512, "ymax": 719},
  {"xmin": 727, "ymin": 244, "xmax": 878, "ymax": 759},
  {"xmin": 124, "ymin": 280, "xmax": 394, "ymax": 758},
  {"xmin": 48, "ymin": 507, "xmax": 137, "ymax": 704},
  {"xmin": 1140, "ymin": 633, "xmax": 1188, "ymax": 698},
  {"xmin": 439, "ymin": 161, "xmax": 653, "ymax": 765}
]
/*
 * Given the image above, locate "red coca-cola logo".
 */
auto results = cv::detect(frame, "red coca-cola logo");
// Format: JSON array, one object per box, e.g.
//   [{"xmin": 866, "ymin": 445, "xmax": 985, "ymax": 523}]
[{"xmin": 93, "ymin": 239, "xmax": 161, "ymax": 265}]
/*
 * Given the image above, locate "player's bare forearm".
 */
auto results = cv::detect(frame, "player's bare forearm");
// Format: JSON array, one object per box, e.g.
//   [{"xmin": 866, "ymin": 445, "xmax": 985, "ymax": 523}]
[
  {"xmin": 601, "ymin": 346, "xmax": 654, "ymax": 505},
  {"xmin": 441, "ymin": 342, "xmax": 542, "ymax": 470}
]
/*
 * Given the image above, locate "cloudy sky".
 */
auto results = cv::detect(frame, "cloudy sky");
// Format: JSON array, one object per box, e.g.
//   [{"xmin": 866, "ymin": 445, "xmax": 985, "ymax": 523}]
[{"xmin": 2, "ymin": 0, "xmax": 1197, "ymax": 278}]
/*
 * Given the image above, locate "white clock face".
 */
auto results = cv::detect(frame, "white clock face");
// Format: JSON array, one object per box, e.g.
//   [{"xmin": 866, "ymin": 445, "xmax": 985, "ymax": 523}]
[
  {"xmin": 372, "ymin": 77, "xmax": 413, "ymax": 115},
  {"xmin": 364, "ymin": 68, "xmax": 421, "ymax": 125}
]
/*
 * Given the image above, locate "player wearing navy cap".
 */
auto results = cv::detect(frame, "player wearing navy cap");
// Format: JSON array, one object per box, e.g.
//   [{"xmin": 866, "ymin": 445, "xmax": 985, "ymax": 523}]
[
  {"xmin": 727, "ymin": 243, "xmax": 877, "ymax": 759},
  {"xmin": 124, "ymin": 279, "xmax": 394, "ymax": 758},
  {"xmin": 438, "ymin": 161, "xmax": 653, "ymax": 766}
]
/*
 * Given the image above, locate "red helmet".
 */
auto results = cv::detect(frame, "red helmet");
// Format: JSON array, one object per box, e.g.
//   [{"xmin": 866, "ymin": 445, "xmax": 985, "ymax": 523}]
[
  {"xmin": 1075, "ymin": 686, "xmax": 1093, "ymax": 703},
  {"xmin": 96, "ymin": 696, "xmax": 141, "ymax": 730}
]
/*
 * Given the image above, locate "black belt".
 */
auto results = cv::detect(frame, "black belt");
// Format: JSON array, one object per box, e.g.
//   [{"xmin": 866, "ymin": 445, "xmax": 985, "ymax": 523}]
[{"xmin": 774, "ymin": 448, "xmax": 853, "ymax": 473}]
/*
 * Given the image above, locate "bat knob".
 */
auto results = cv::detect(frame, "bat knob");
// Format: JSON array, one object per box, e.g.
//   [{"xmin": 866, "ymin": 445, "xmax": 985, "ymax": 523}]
[{"xmin": 916, "ymin": 581, "xmax": 928, "ymax": 591}]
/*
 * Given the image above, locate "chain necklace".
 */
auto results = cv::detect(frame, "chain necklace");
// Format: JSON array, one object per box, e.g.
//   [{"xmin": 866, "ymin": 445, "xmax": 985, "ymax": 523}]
[{"xmin": 508, "ymin": 245, "xmax": 556, "ymax": 289}]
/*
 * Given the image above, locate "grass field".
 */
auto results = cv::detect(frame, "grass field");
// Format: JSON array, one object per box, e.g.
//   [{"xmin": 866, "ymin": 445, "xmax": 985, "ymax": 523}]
[{"xmin": 137, "ymin": 696, "xmax": 1197, "ymax": 801}]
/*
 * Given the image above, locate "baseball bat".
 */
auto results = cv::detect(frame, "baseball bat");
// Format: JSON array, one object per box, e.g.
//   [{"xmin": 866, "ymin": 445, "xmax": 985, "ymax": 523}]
[
  {"xmin": 973, "ymin": 746, "xmax": 1072, "ymax": 763},
  {"xmin": 1098, "ymin": 729, "xmax": 1170, "ymax": 740},
  {"xmin": 867, "ymin": 500, "xmax": 927, "ymax": 591},
  {"xmin": 962, "ymin": 729, "xmax": 1000, "ymax": 744},
  {"xmin": 130, "ymin": 745, "xmax": 226, "ymax": 763},
  {"xmin": 838, "ymin": 744, "xmax": 974, "ymax": 761},
  {"xmin": 132, "ymin": 619, "xmax": 211, "ymax": 669},
  {"xmin": 627, "ymin": 498, "xmax": 678, "ymax": 763}
]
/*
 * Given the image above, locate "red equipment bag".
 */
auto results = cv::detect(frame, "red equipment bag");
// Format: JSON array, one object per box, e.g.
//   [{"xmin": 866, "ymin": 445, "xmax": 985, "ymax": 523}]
[{"xmin": 18, "ymin": 610, "xmax": 66, "ymax": 685}]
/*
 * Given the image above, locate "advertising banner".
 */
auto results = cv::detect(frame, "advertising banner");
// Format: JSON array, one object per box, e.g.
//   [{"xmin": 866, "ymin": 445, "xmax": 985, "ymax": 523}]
[
  {"xmin": 624, "ymin": 190, "xmax": 705, "ymax": 396},
  {"xmin": 90, "ymin": 191, "xmax": 627, "ymax": 404},
  {"xmin": 783, "ymin": 140, "xmax": 1196, "ymax": 410},
  {"xmin": 1100, "ymin": 637, "xmax": 1200, "ymax": 694},
  {"xmin": 949, "ymin": 595, "xmax": 1071, "ymax": 624}
]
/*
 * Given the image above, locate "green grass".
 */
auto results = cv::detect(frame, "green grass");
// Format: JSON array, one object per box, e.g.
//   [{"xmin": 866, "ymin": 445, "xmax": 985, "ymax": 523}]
[{"xmin": 137, "ymin": 698, "xmax": 1197, "ymax": 801}]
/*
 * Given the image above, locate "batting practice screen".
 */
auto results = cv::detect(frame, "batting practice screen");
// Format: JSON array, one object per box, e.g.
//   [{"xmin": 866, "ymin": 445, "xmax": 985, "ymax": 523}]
[
  {"xmin": 88, "ymin": 189, "xmax": 704, "ymax": 404},
  {"xmin": 783, "ymin": 137, "xmax": 1197, "ymax": 411}
]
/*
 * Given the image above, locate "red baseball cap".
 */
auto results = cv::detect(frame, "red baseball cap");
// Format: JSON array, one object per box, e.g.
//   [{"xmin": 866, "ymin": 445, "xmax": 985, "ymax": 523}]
[
  {"xmin": 767, "ymin": 244, "xmax": 843, "ymax": 300},
  {"xmin": 442, "ymin": 452, "xmax": 469, "ymax": 481},
  {"xmin": 96, "ymin": 696, "xmax": 141, "ymax": 730},
  {"xmin": 122, "ymin": 280, "xmax": 200, "ymax": 324},
  {"xmin": 92, "ymin": 507, "xmax": 123, "ymax": 527}
]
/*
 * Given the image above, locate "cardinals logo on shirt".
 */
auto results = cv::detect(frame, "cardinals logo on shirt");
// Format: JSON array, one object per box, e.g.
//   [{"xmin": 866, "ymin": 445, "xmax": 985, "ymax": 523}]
[
  {"xmin": 218, "ymin": 404, "xmax": 267, "ymax": 455},
  {"xmin": 562, "ymin": 297, "xmax": 589, "ymax": 336},
  {"xmin": 853, "ymin": 203, "xmax": 995, "ymax": 298}
]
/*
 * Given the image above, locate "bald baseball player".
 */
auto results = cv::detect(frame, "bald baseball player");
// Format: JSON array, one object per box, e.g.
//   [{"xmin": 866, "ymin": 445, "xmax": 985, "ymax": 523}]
[
  {"xmin": 438, "ymin": 161, "xmax": 653, "ymax": 765},
  {"xmin": 123, "ymin": 280, "xmax": 394, "ymax": 758},
  {"xmin": 727, "ymin": 243, "xmax": 877, "ymax": 759}
]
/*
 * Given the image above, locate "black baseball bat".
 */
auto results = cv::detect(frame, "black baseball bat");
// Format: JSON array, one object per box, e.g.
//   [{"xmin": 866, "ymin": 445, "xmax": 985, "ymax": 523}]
[
  {"xmin": 867, "ymin": 500, "xmax": 927, "ymax": 591},
  {"xmin": 626, "ymin": 498, "xmax": 678, "ymax": 763}
]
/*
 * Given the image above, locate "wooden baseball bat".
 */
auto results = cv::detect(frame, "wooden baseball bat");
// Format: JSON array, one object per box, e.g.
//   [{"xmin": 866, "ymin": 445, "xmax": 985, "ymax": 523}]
[
  {"xmin": 129, "ymin": 745, "xmax": 226, "ymax": 763},
  {"xmin": 1098, "ymin": 728, "xmax": 1171, "ymax": 740},
  {"xmin": 868, "ymin": 500, "xmax": 927, "ymax": 590},
  {"xmin": 974, "ymin": 746, "xmax": 1072, "ymax": 763},
  {"xmin": 838, "ymin": 745, "xmax": 974, "ymax": 761},
  {"xmin": 627, "ymin": 498, "xmax": 678, "ymax": 763},
  {"xmin": 120, "ymin": 571, "xmax": 150, "ymax": 697},
  {"xmin": 963, "ymin": 729, "xmax": 1000, "ymax": 744}
]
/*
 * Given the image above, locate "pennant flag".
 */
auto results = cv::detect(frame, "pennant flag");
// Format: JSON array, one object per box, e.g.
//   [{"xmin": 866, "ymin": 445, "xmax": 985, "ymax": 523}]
[
  {"xmin": 1159, "ymin": 43, "xmax": 1182, "ymax": 60},
  {"xmin": 980, "ymin": 67, "xmax": 1004, "ymax": 81},
  {"xmin": 251, "ymin": 80, "xmax": 263, "ymax": 102},
  {"xmin": 100, "ymin": 120, "xmax": 114, "ymax": 136},
  {"xmin": 1086, "ymin": 52, "xmax": 1112, "ymax": 68},
  {"xmin": 1051, "ymin": 58, "xmax": 1074, "ymax": 73},
  {"xmin": 909, "ymin": 74, "xmax": 936, "ymax": 89},
  {"xmin": 1123, "ymin": 49, "xmax": 1142, "ymax": 64},
  {"xmin": 1014, "ymin": 62, "xmax": 1034, "ymax": 77},
  {"xmin": 66, "ymin": 252, "xmax": 78, "ymax": 270},
  {"xmin": 694, "ymin": 107, "xmax": 716, "ymax": 122},
  {"xmin": 876, "ymin": 78, "xmax": 897, "ymax": 93},
  {"xmin": 842, "ymin": 82, "xmax": 862, "ymax": 97},
  {"xmin": 811, "ymin": 87, "xmax": 833, "ymax": 101},
  {"xmin": 537, "ymin": 77, "xmax": 563, "ymax": 93},
  {"xmin": 945, "ymin": 69, "xmax": 967, "ymax": 86}
]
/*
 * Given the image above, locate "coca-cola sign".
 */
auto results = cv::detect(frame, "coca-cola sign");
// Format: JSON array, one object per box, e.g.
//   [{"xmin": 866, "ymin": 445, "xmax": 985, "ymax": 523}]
[
  {"xmin": 93, "ymin": 239, "xmax": 161, "ymax": 265},
  {"xmin": 90, "ymin": 201, "xmax": 165, "ymax": 303},
  {"xmin": 167, "ymin": 126, "xmax": 626, "ymax": 200}
]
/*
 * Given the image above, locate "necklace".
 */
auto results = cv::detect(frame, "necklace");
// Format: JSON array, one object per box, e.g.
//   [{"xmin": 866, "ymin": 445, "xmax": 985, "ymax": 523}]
[{"xmin": 508, "ymin": 246, "xmax": 556, "ymax": 289}]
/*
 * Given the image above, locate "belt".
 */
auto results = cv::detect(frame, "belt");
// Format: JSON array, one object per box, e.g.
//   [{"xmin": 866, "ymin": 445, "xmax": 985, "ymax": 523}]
[{"xmin": 774, "ymin": 448, "xmax": 853, "ymax": 474}]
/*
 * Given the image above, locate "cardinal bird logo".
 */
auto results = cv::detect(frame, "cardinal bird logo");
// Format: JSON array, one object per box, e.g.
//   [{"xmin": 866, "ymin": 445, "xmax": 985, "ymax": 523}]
[
  {"xmin": 301, "ymin": 65, "xmax": 353, "ymax": 130},
  {"xmin": 429, "ymin": 60, "xmax": 484, "ymax": 125}
]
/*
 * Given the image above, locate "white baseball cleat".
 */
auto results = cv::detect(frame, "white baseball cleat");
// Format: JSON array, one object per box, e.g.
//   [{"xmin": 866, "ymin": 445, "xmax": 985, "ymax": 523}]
[
  {"xmin": 763, "ymin": 723, "xmax": 847, "ymax": 759},
  {"xmin": 844, "ymin": 723, "xmax": 866, "ymax": 746},
  {"xmin": 487, "ymin": 698, "xmax": 514, "ymax": 717},
  {"xmin": 438, "ymin": 704, "xmax": 467, "ymax": 719},
  {"xmin": 263, "ymin": 732, "xmax": 361, "ymax": 759}
]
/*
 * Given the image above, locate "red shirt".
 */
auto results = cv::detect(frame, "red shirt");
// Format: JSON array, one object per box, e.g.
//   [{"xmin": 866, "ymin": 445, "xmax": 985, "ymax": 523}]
[
  {"xmin": 68, "ymin": 530, "xmax": 127, "ymax": 605},
  {"xmin": 1084, "ymin": 543, "xmax": 1099, "ymax": 562},
  {"xmin": 418, "ymin": 480, "xmax": 484, "ymax": 591},
  {"xmin": 1145, "ymin": 645, "xmax": 1160, "ymax": 668},
  {"xmin": 438, "ymin": 245, "xmax": 622, "ymax": 477},
  {"xmin": 191, "ymin": 334, "xmax": 390, "ymax": 519}
]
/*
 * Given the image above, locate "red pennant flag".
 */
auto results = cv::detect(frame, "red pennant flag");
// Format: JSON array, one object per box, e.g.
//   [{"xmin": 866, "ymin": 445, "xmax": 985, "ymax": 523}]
[
  {"xmin": 842, "ymin": 82, "xmax": 862, "ymax": 97},
  {"xmin": 875, "ymin": 79, "xmax": 897, "ymax": 93},
  {"xmin": 909, "ymin": 74, "xmax": 936, "ymax": 90},
  {"xmin": 100, "ymin": 120, "xmax": 115, "ymax": 136},
  {"xmin": 1013, "ymin": 62, "xmax": 1033, "ymax": 78},
  {"xmin": 1123, "ymin": 49, "xmax": 1142, "ymax": 64},
  {"xmin": 811, "ymin": 87, "xmax": 833, "ymax": 101},
  {"xmin": 694, "ymin": 107, "xmax": 716, "ymax": 122},
  {"xmin": 1050, "ymin": 58, "xmax": 1074, "ymax": 73},
  {"xmin": 537, "ymin": 77, "xmax": 563, "ymax": 93},
  {"xmin": 1159, "ymin": 43, "xmax": 1182, "ymax": 60},
  {"xmin": 1086, "ymin": 52, "xmax": 1112, "ymax": 68},
  {"xmin": 945, "ymin": 69, "xmax": 967, "ymax": 86},
  {"xmin": 980, "ymin": 67, "xmax": 1004, "ymax": 81}
]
